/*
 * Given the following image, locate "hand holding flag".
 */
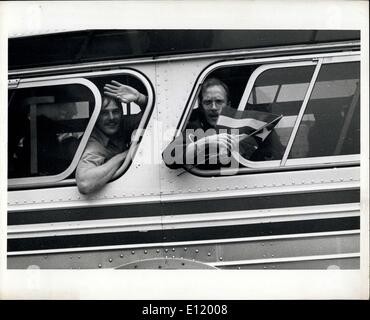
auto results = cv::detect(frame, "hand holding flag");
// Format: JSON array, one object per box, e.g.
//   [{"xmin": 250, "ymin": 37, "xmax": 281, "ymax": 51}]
[
  {"xmin": 177, "ymin": 107, "xmax": 282, "ymax": 175},
  {"xmin": 216, "ymin": 106, "xmax": 282, "ymax": 147}
]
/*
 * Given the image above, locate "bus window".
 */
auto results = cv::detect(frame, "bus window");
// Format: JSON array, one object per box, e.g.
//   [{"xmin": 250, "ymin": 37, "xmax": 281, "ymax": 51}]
[
  {"xmin": 8, "ymin": 70, "xmax": 154, "ymax": 189},
  {"xmin": 171, "ymin": 62, "xmax": 316, "ymax": 172},
  {"xmin": 288, "ymin": 61, "xmax": 360, "ymax": 159},
  {"xmin": 173, "ymin": 53, "xmax": 359, "ymax": 177},
  {"xmin": 8, "ymin": 82, "xmax": 96, "ymax": 180}
]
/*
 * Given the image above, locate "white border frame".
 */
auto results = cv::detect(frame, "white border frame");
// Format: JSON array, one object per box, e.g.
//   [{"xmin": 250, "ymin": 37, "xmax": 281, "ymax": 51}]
[{"xmin": 0, "ymin": 0, "xmax": 368, "ymax": 301}]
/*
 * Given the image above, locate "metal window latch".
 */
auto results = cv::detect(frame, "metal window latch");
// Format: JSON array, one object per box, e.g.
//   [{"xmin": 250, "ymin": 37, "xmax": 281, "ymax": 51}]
[
  {"xmin": 312, "ymin": 57, "xmax": 319, "ymax": 62},
  {"xmin": 8, "ymin": 78, "xmax": 20, "ymax": 89}
]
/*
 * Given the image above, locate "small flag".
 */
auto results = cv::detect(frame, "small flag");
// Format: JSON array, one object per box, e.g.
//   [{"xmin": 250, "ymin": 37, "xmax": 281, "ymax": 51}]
[{"xmin": 216, "ymin": 106, "xmax": 282, "ymax": 144}]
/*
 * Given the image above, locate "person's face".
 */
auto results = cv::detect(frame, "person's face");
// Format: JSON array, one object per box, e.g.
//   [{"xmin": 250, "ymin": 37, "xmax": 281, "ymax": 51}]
[
  {"xmin": 97, "ymin": 98, "xmax": 123, "ymax": 136},
  {"xmin": 201, "ymin": 85, "xmax": 229, "ymax": 127}
]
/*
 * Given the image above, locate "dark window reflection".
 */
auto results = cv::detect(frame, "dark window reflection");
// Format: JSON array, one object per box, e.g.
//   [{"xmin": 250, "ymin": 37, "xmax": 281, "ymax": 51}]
[{"xmin": 8, "ymin": 84, "xmax": 94, "ymax": 178}]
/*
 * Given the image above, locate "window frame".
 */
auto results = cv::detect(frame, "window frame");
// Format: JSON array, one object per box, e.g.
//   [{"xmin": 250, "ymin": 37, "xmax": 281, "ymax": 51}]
[
  {"xmin": 175, "ymin": 51, "xmax": 360, "ymax": 177},
  {"xmin": 236, "ymin": 60, "xmax": 318, "ymax": 111},
  {"xmin": 8, "ymin": 69, "xmax": 155, "ymax": 189}
]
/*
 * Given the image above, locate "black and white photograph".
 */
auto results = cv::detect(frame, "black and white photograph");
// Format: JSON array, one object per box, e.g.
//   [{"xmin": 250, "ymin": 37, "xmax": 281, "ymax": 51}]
[{"xmin": 0, "ymin": 1, "xmax": 368, "ymax": 300}]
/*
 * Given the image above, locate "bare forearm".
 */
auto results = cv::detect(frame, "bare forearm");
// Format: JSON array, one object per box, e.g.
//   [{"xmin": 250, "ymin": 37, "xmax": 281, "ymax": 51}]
[
  {"xmin": 76, "ymin": 152, "xmax": 126, "ymax": 194},
  {"xmin": 136, "ymin": 93, "xmax": 148, "ymax": 110}
]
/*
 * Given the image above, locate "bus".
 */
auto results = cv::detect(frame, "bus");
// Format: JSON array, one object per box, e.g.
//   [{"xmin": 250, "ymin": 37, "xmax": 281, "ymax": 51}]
[{"xmin": 7, "ymin": 30, "xmax": 361, "ymax": 269}]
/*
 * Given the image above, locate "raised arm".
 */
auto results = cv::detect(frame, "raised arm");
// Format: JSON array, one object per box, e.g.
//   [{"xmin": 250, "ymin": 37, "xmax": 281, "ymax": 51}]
[
  {"xmin": 76, "ymin": 150, "xmax": 128, "ymax": 194},
  {"xmin": 104, "ymin": 80, "xmax": 148, "ymax": 110}
]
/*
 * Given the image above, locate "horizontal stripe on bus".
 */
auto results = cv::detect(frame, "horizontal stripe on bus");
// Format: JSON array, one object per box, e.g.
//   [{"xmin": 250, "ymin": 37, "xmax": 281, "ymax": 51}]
[
  {"xmin": 8, "ymin": 189, "xmax": 360, "ymax": 226},
  {"xmin": 8, "ymin": 216, "xmax": 359, "ymax": 252},
  {"xmin": 7, "ymin": 203, "xmax": 359, "ymax": 239}
]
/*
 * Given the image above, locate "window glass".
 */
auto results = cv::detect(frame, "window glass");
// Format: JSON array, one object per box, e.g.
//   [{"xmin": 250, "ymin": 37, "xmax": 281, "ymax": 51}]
[
  {"xmin": 9, "ymin": 30, "xmax": 359, "ymax": 70},
  {"xmin": 288, "ymin": 62, "xmax": 360, "ymax": 158},
  {"xmin": 243, "ymin": 65, "xmax": 316, "ymax": 161},
  {"xmin": 8, "ymin": 84, "xmax": 95, "ymax": 178}
]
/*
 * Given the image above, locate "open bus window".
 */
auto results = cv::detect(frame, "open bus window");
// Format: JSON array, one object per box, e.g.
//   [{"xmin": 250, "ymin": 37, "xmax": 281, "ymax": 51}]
[
  {"xmin": 8, "ymin": 71, "xmax": 153, "ymax": 189},
  {"xmin": 168, "ymin": 63, "xmax": 317, "ymax": 172}
]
